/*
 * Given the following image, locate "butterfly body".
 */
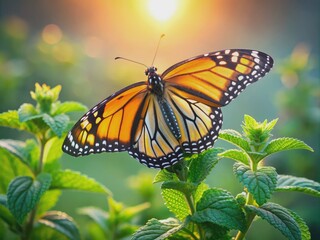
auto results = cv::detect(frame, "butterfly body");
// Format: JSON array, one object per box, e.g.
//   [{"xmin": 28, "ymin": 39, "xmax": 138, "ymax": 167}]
[{"xmin": 63, "ymin": 49, "xmax": 273, "ymax": 169}]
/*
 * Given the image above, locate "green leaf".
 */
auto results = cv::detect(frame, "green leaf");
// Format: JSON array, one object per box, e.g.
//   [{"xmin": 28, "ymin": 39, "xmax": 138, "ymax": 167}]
[
  {"xmin": 18, "ymin": 103, "xmax": 41, "ymax": 122},
  {"xmin": 288, "ymin": 209, "xmax": 311, "ymax": 240},
  {"xmin": 264, "ymin": 138, "xmax": 313, "ymax": 156},
  {"xmin": 0, "ymin": 110, "xmax": 39, "ymax": 133},
  {"xmin": 0, "ymin": 148, "xmax": 34, "ymax": 194},
  {"xmin": 188, "ymin": 148, "xmax": 222, "ymax": 184},
  {"xmin": 24, "ymin": 139, "xmax": 40, "ymax": 170},
  {"xmin": 201, "ymin": 222, "xmax": 230, "ymax": 240},
  {"xmin": 243, "ymin": 115, "xmax": 278, "ymax": 133},
  {"xmin": 37, "ymin": 211, "xmax": 80, "ymax": 240},
  {"xmin": 191, "ymin": 188, "xmax": 245, "ymax": 231},
  {"xmin": 37, "ymin": 190, "xmax": 62, "ymax": 217},
  {"xmin": 42, "ymin": 114, "xmax": 70, "ymax": 137},
  {"xmin": 121, "ymin": 202, "xmax": 150, "ymax": 221},
  {"xmin": 218, "ymin": 129, "xmax": 251, "ymax": 151},
  {"xmin": 0, "ymin": 139, "xmax": 28, "ymax": 163},
  {"xmin": 233, "ymin": 163, "xmax": 277, "ymax": 205},
  {"xmin": 153, "ymin": 169, "xmax": 175, "ymax": 183},
  {"xmin": 194, "ymin": 182, "xmax": 209, "ymax": 204},
  {"xmin": 32, "ymin": 225, "xmax": 69, "ymax": 240},
  {"xmin": 0, "ymin": 194, "xmax": 17, "ymax": 227},
  {"xmin": 7, "ymin": 173, "xmax": 52, "ymax": 223},
  {"xmin": 161, "ymin": 189, "xmax": 190, "ymax": 221},
  {"xmin": 276, "ymin": 175, "xmax": 320, "ymax": 197},
  {"xmin": 247, "ymin": 151, "xmax": 267, "ymax": 164},
  {"xmin": 132, "ymin": 218, "xmax": 183, "ymax": 240},
  {"xmin": 245, "ymin": 203, "xmax": 301, "ymax": 240},
  {"xmin": 219, "ymin": 149, "xmax": 249, "ymax": 165},
  {"xmin": 78, "ymin": 207, "xmax": 108, "ymax": 231},
  {"xmin": 243, "ymin": 114, "xmax": 258, "ymax": 127},
  {"xmin": 242, "ymin": 115, "xmax": 278, "ymax": 145},
  {"xmin": 43, "ymin": 137, "xmax": 64, "ymax": 171},
  {"xmin": 0, "ymin": 139, "xmax": 39, "ymax": 171},
  {"xmin": 161, "ymin": 181, "xmax": 197, "ymax": 195},
  {"xmin": 53, "ymin": 101, "xmax": 87, "ymax": 115},
  {"xmin": 50, "ymin": 169, "xmax": 110, "ymax": 194}
]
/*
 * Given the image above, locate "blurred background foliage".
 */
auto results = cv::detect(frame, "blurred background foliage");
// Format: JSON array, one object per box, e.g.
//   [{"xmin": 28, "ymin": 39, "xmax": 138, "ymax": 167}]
[{"xmin": 0, "ymin": 0, "xmax": 319, "ymax": 239}]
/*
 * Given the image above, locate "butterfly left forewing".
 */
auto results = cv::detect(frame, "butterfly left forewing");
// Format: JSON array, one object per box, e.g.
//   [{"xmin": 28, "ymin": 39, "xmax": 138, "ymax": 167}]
[{"xmin": 62, "ymin": 82, "xmax": 148, "ymax": 156}]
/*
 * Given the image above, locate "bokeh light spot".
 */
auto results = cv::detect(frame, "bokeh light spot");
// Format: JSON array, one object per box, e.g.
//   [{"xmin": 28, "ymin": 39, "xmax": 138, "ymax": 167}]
[
  {"xmin": 84, "ymin": 36, "xmax": 104, "ymax": 58},
  {"xmin": 148, "ymin": 0, "xmax": 178, "ymax": 21},
  {"xmin": 42, "ymin": 24, "xmax": 63, "ymax": 45}
]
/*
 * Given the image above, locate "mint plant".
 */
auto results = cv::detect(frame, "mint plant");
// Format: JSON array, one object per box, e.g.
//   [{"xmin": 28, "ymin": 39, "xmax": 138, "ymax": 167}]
[
  {"xmin": 132, "ymin": 115, "xmax": 318, "ymax": 240},
  {"xmin": 78, "ymin": 197, "xmax": 150, "ymax": 239},
  {"xmin": 0, "ymin": 83, "xmax": 318, "ymax": 240},
  {"xmin": 0, "ymin": 83, "xmax": 111, "ymax": 239}
]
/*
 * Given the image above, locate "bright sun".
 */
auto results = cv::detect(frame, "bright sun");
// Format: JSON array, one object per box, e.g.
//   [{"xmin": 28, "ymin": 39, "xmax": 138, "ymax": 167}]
[{"xmin": 148, "ymin": 0, "xmax": 178, "ymax": 21}]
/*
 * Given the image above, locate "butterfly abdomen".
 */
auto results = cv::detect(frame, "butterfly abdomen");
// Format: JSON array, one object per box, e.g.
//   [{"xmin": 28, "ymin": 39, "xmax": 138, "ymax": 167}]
[{"xmin": 158, "ymin": 98, "xmax": 181, "ymax": 140}]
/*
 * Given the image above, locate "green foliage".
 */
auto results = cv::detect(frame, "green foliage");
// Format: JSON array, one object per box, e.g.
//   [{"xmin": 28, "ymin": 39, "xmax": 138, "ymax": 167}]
[
  {"xmin": 78, "ymin": 196, "xmax": 150, "ymax": 239},
  {"xmin": 0, "ymin": 83, "xmax": 318, "ymax": 240},
  {"xmin": 50, "ymin": 169, "xmax": 110, "ymax": 194},
  {"xmin": 191, "ymin": 188, "xmax": 246, "ymax": 231},
  {"xmin": 7, "ymin": 173, "xmax": 52, "ymax": 224},
  {"xmin": 276, "ymin": 175, "xmax": 320, "ymax": 197},
  {"xmin": 37, "ymin": 211, "xmax": 80, "ymax": 240},
  {"xmin": 0, "ymin": 83, "xmax": 108, "ymax": 239},
  {"xmin": 245, "ymin": 203, "xmax": 301, "ymax": 240},
  {"xmin": 188, "ymin": 148, "xmax": 222, "ymax": 184},
  {"xmin": 233, "ymin": 163, "xmax": 277, "ymax": 206},
  {"xmin": 133, "ymin": 115, "xmax": 317, "ymax": 240},
  {"xmin": 162, "ymin": 189, "xmax": 190, "ymax": 221},
  {"xmin": 132, "ymin": 218, "xmax": 183, "ymax": 240}
]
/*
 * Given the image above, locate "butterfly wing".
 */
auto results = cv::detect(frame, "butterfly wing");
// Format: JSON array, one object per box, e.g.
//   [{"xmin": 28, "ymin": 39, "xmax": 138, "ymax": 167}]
[
  {"xmin": 62, "ymin": 82, "xmax": 149, "ymax": 156},
  {"xmin": 128, "ymin": 94, "xmax": 184, "ymax": 169},
  {"xmin": 163, "ymin": 88, "xmax": 223, "ymax": 154},
  {"xmin": 162, "ymin": 49, "xmax": 273, "ymax": 107},
  {"xmin": 161, "ymin": 49, "xmax": 273, "ymax": 155},
  {"xmin": 63, "ymin": 81, "xmax": 183, "ymax": 169}
]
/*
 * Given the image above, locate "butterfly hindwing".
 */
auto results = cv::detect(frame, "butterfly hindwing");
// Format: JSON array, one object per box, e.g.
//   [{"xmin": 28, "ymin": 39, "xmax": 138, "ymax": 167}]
[
  {"xmin": 162, "ymin": 49, "xmax": 273, "ymax": 107},
  {"xmin": 127, "ymin": 94, "xmax": 184, "ymax": 168},
  {"xmin": 164, "ymin": 87, "xmax": 223, "ymax": 154}
]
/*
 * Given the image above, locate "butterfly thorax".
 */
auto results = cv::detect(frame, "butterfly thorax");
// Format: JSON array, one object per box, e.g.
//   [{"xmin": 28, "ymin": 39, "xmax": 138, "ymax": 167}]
[{"xmin": 146, "ymin": 67, "xmax": 164, "ymax": 96}]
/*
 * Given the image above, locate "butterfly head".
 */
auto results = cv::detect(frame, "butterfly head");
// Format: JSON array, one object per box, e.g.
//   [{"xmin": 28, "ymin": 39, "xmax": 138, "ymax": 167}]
[{"xmin": 145, "ymin": 66, "xmax": 157, "ymax": 76}]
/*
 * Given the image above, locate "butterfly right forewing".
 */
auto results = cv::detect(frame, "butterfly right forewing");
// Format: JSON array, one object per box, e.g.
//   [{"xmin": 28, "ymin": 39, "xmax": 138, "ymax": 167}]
[{"xmin": 162, "ymin": 49, "xmax": 274, "ymax": 107}]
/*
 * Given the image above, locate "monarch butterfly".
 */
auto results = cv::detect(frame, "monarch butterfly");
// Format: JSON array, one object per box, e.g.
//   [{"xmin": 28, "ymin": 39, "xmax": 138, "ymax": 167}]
[{"xmin": 62, "ymin": 49, "xmax": 273, "ymax": 169}]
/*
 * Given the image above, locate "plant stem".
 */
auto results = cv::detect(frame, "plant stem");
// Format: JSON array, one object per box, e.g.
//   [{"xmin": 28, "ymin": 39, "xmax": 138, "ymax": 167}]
[
  {"xmin": 235, "ymin": 213, "xmax": 256, "ymax": 240},
  {"xmin": 182, "ymin": 227, "xmax": 200, "ymax": 240},
  {"xmin": 37, "ymin": 137, "xmax": 46, "ymax": 175},
  {"xmin": 172, "ymin": 161, "xmax": 205, "ymax": 240},
  {"xmin": 22, "ymin": 207, "xmax": 37, "ymax": 240},
  {"xmin": 22, "ymin": 136, "xmax": 46, "ymax": 239},
  {"xmin": 236, "ymin": 147, "xmax": 259, "ymax": 240}
]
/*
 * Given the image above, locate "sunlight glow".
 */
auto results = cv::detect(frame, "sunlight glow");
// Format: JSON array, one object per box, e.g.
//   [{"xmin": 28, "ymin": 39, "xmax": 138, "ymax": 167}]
[{"xmin": 148, "ymin": 0, "xmax": 178, "ymax": 21}]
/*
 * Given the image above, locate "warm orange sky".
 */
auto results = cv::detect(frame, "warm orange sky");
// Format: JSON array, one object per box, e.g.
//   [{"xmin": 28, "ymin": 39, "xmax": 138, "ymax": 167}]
[{"xmin": 3, "ymin": 0, "xmax": 318, "ymax": 69}]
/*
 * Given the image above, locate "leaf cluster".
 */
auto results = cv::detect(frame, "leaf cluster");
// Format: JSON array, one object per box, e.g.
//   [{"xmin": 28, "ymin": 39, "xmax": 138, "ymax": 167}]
[
  {"xmin": 132, "ymin": 115, "xmax": 318, "ymax": 240},
  {"xmin": 0, "ymin": 83, "xmax": 110, "ymax": 239}
]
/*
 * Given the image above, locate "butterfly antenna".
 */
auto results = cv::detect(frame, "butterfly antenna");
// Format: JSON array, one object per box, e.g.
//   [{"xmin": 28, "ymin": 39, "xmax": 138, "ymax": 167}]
[
  {"xmin": 115, "ymin": 57, "xmax": 148, "ymax": 68},
  {"xmin": 151, "ymin": 34, "xmax": 165, "ymax": 66}
]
